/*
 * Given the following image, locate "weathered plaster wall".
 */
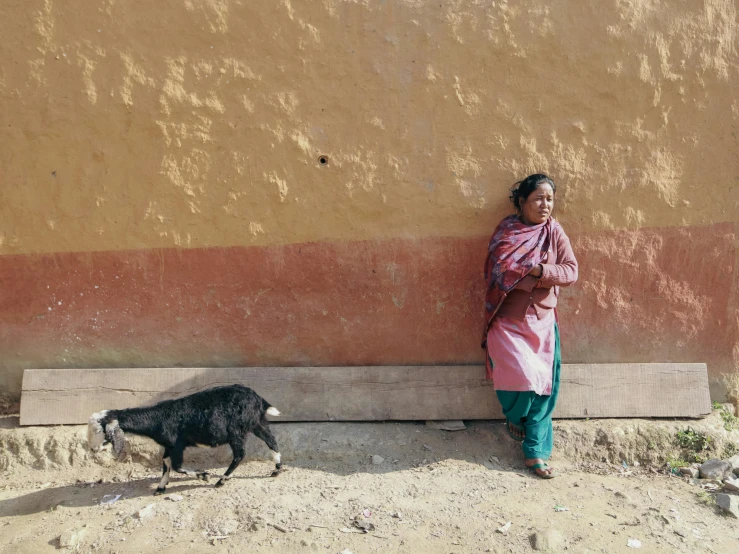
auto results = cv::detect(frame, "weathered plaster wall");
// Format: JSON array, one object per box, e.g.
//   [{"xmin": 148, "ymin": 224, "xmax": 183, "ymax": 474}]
[{"xmin": 1, "ymin": 0, "xmax": 738, "ymax": 399}]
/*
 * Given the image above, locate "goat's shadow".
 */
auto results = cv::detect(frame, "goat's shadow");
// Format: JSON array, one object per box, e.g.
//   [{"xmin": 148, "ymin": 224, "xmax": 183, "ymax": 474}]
[{"xmin": 0, "ymin": 472, "xmax": 281, "ymax": 518}]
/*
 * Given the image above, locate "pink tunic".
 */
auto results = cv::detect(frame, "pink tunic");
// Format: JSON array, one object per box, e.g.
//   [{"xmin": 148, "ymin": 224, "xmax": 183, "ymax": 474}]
[{"xmin": 486, "ymin": 310, "xmax": 556, "ymax": 395}]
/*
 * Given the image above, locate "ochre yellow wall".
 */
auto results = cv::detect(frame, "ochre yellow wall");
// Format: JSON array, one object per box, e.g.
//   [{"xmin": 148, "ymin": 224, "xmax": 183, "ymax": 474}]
[{"xmin": 1, "ymin": 1, "xmax": 738, "ymax": 399}]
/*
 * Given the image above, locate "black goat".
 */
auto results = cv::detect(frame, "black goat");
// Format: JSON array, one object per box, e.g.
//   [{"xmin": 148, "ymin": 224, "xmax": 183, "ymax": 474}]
[{"xmin": 88, "ymin": 384, "xmax": 282, "ymax": 495}]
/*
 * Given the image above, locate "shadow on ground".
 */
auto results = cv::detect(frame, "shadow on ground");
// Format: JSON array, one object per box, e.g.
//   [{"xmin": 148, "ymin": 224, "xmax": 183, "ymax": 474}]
[
  {"xmin": 0, "ymin": 473, "xmax": 288, "ymax": 517},
  {"xmin": 0, "ymin": 419, "xmax": 532, "ymax": 516}
]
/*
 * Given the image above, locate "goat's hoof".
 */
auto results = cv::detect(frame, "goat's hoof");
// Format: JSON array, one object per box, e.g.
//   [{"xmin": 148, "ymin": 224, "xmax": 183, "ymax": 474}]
[
  {"xmin": 154, "ymin": 488, "xmax": 166, "ymax": 496},
  {"xmin": 214, "ymin": 479, "xmax": 225, "ymax": 488},
  {"xmin": 198, "ymin": 472, "xmax": 210, "ymax": 482}
]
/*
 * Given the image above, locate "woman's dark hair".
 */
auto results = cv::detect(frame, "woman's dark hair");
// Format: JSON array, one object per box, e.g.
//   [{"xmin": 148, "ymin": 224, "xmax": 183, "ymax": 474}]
[{"xmin": 509, "ymin": 173, "xmax": 556, "ymax": 211}]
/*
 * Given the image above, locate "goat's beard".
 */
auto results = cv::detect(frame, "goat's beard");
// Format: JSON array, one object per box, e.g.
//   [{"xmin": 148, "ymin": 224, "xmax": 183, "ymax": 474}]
[
  {"xmin": 87, "ymin": 416, "xmax": 106, "ymax": 452},
  {"xmin": 106, "ymin": 421, "xmax": 127, "ymax": 459}
]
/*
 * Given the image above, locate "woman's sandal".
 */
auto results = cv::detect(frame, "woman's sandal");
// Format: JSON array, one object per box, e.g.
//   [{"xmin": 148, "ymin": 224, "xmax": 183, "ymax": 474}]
[
  {"xmin": 527, "ymin": 462, "xmax": 557, "ymax": 479},
  {"xmin": 506, "ymin": 421, "xmax": 525, "ymax": 442}
]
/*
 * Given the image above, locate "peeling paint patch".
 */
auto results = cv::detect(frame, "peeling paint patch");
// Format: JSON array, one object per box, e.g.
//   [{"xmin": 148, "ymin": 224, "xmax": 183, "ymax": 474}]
[
  {"xmin": 249, "ymin": 222, "xmax": 264, "ymax": 238},
  {"xmin": 265, "ymin": 172, "xmax": 289, "ymax": 202}
]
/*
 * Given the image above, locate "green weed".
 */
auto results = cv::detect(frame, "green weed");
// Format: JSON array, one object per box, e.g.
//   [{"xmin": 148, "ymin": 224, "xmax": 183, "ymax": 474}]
[{"xmin": 675, "ymin": 428, "xmax": 712, "ymax": 452}]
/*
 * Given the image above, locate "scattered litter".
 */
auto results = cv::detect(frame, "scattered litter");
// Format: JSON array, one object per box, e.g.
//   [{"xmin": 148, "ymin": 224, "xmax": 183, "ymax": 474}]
[
  {"xmin": 425, "ymin": 420, "xmax": 466, "ymax": 431},
  {"xmin": 554, "ymin": 505, "xmax": 569, "ymax": 512},
  {"xmin": 167, "ymin": 494, "xmax": 184, "ymax": 502},
  {"xmin": 392, "ymin": 511, "xmax": 403, "ymax": 520},
  {"xmin": 627, "ymin": 538, "xmax": 642, "ymax": 548},
  {"xmin": 422, "ymin": 444, "xmax": 434, "ymax": 451},
  {"xmin": 351, "ymin": 516, "xmax": 375, "ymax": 532},
  {"xmin": 340, "ymin": 550, "xmax": 353, "ymax": 554},
  {"xmin": 100, "ymin": 495, "xmax": 121, "ymax": 506},
  {"xmin": 622, "ymin": 461, "xmax": 629, "ymax": 469},
  {"xmin": 362, "ymin": 509, "xmax": 372, "ymax": 518},
  {"xmin": 489, "ymin": 456, "xmax": 501, "ymax": 465},
  {"xmin": 496, "ymin": 522, "xmax": 511, "ymax": 534},
  {"xmin": 134, "ymin": 504, "xmax": 156, "ymax": 520},
  {"xmin": 268, "ymin": 522, "xmax": 287, "ymax": 533}
]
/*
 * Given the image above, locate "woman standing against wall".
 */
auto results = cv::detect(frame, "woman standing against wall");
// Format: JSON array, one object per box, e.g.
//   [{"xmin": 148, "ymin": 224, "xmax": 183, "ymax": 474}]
[{"xmin": 482, "ymin": 174, "xmax": 578, "ymax": 478}]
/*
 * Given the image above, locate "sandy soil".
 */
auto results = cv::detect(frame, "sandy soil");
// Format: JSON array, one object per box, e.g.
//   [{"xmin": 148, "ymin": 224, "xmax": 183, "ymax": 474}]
[{"xmin": 1, "ymin": 419, "xmax": 738, "ymax": 554}]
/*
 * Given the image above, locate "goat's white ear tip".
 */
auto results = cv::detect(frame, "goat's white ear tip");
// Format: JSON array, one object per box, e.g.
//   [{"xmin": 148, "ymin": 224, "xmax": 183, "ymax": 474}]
[{"xmin": 266, "ymin": 407, "xmax": 281, "ymax": 417}]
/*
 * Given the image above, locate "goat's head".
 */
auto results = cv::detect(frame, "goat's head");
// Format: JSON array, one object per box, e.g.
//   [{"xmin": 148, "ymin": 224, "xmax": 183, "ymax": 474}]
[{"xmin": 87, "ymin": 411, "xmax": 126, "ymax": 458}]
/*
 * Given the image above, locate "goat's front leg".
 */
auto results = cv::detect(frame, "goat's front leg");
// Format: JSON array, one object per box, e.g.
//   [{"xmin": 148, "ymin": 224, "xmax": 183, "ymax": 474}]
[
  {"xmin": 154, "ymin": 448, "xmax": 172, "ymax": 496},
  {"xmin": 155, "ymin": 454, "xmax": 172, "ymax": 495},
  {"xmin": 170, "ymin": 444, "xmax": 209, "ymax": 482},
  {"xmin": 215, "ymin": 441, "xmax": 245, "ymax": 488}
]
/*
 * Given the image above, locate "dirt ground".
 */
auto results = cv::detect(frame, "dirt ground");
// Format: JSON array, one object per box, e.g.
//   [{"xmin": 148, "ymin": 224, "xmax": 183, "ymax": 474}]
[{"xmin": 1, "ymin": 416, "xmax": 738, "ymax": 554}]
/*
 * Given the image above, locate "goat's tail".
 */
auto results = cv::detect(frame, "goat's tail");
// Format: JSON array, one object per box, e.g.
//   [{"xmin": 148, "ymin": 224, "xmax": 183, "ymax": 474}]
[{"xmin": 262, "ymin": 398, "xmax": 281, "ymax": 417}]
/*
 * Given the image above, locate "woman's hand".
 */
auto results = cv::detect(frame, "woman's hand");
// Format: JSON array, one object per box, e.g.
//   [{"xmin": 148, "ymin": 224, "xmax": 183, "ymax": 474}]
[{"xmin": 529, "ymin": 264, "xmax": 543, "ymax": 278}]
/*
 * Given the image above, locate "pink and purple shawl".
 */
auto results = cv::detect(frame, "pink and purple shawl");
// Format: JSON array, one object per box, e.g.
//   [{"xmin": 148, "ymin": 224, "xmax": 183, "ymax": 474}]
[{"xmin": 482, "ymin": 215, "xmax": 554, "ymax": 348}]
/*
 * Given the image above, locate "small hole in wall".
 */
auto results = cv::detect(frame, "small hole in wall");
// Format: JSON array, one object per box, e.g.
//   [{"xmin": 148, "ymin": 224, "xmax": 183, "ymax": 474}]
[
  {"xmin": 51, "ymin": 171, "xmax": 56, "ymax": 177},
  {"xmin": 318, "ymin": 156, "xmax": 328, "ymax": 166}
]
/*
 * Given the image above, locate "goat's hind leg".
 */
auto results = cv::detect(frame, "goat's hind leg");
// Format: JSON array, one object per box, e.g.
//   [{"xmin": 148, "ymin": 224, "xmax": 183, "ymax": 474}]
[
  {"xmin": 215, "ymin": 440, "xmax": 245, "ymax": 488},
  {"xmin": 171, "ymin": 444, "xmax": 210, "ymax": 482},
  {"xmin": 253, "ymin": 424, "xmax": 282, "ymax": 476}
]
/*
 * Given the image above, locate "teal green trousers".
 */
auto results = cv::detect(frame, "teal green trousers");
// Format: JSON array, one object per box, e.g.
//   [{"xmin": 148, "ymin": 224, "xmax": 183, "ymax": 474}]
[{"xmin": 495, "ymin": 323, "xmax": 561, "ymax": 460}]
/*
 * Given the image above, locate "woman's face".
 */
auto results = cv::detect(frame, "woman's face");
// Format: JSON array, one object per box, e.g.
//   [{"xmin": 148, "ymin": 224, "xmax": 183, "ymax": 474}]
[{"xmin": 520, "ymin": 183, "xmax": 554, "ymax": 225}]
